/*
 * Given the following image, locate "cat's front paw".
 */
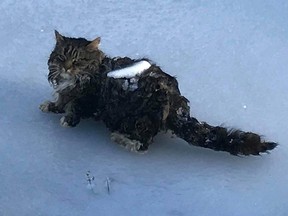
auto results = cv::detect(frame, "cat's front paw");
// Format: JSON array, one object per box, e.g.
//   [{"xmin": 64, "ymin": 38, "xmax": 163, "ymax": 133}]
[
  {"xmin": 60, "ymin": 116, "xmax": 70, "ymax": 127},
  {"xmin": 110, "ymin": 132, "xmax": 148, "ymax": 153},
  {"xmin": 60, "ymin": 115, "xmax": 80, "ymax": 128},
  {"xmin": 39, "ymin": 101, "xmax": 53, "ymax": 113}
]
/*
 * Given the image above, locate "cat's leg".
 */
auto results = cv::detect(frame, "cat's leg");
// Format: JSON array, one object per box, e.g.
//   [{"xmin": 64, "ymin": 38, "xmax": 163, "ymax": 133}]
[
  {"xmin": 110, "ymin": 132, "xmax": 145, "ymax": 152},
  {"xmin": 39, "ymin": 93, "xmax": 66, "ymax": 114},
  {"xmin": 60, "ymin": 100, "xmax": 81, "ymax": 127},
  {"xmin": 39, "ymin": 100, "xmax": 64, "ymax": 113},
  {"xmin": 110, "ymin": 115, "xmax": 161, "ymax": 152}
]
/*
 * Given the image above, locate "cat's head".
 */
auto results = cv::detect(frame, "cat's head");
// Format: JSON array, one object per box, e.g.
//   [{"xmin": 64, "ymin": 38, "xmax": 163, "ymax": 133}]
[{"xmin": 48, "ymin": 30, "xmax": 105, "ymax": 89}]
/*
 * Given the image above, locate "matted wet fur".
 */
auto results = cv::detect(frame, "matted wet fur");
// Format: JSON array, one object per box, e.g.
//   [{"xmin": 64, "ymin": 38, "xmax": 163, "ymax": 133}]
[{"xmin": 40, "ymin": 31, "xmax": 277, "ymax": 155}]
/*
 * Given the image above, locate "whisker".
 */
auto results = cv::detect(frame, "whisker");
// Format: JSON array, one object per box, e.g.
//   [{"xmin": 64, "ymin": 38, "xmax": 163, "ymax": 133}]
[{"xmin": 48, "ymin": 72, "xmax": 60, "ymax": 80}]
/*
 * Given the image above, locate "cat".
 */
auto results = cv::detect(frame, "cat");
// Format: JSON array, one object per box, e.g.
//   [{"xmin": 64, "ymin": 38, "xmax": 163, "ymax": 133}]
[{"xmin": 40, "ymin": 30, "xmax": 277, "ymax": 155}]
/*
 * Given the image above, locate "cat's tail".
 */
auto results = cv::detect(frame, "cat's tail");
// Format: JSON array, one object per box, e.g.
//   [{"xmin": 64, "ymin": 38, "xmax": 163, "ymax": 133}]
[{"xmin": 166, "ymin": 107, "xmax": 277, "ymax": 156}]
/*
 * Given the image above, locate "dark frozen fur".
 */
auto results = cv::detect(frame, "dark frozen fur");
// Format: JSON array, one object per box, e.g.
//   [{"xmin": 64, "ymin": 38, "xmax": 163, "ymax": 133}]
[{"xmin": 40, "ymin": 31, "xmax": 277, "ymax": 155}]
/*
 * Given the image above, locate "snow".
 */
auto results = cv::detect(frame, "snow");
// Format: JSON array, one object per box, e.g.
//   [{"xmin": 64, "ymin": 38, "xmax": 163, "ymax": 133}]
[
  {"xmin": 107, "ymin": 60, "xmax": 151, "ymax": 78},
  {"xmin": 0, "ymin": 0, "xmax": 287, "ymax": 216},
  {"xmin": 121, "ymin": 78, "xmax": 139, "ymax": 91}
]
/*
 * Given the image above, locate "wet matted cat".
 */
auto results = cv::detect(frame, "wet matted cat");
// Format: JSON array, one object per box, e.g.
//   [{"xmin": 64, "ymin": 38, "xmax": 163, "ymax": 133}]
[{"xmin": 40, "ymin": 31, "xmax": 277, "ymax": 155}]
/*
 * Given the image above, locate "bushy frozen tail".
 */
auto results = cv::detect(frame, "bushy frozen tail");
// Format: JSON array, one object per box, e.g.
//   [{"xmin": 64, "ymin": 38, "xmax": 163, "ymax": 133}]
[{"xmin": 167, "ymin": 115, "xmax": 277, "ymax": 156}]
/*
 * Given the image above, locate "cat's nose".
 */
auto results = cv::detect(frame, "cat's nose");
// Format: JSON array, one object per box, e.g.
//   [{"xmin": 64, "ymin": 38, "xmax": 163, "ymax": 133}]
[
  {"xmin": 64, "ymin": 65, "xmax": 73, "ymax": 73},
  {"xmin": 64, "ymin": 60, "xmax": 73, "ymax": 72}
]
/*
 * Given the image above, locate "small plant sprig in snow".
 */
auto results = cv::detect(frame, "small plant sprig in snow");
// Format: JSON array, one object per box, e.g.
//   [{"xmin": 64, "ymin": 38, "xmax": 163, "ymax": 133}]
[
  {"xmin": 85, "ymin": 171, "xmax": 113, "ymax": 194},
  {"xmin": 86, "ymin": 171, "xmax": 95, "ymax": 191},
  {"xmin": 105, "ymin": 176, "xmax": 111, "ymax": 194}
]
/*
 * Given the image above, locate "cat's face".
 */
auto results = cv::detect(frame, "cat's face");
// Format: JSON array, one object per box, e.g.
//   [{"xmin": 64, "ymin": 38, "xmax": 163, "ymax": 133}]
[{"xmin": 48, "ymin": 30, "xmax": 104, "ymax": 89}]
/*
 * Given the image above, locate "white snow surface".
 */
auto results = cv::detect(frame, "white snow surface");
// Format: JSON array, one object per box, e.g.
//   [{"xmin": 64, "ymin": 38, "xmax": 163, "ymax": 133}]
[
  {"xmin": 107, "ymin": 60, "xmax": 151, "ymax": 78},
  {"xmin": 0, "ymin": 0, "xmax": 287, "ymax": 216}
]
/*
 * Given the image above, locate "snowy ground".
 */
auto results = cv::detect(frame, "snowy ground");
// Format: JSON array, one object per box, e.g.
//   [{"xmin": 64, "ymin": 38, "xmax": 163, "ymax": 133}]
[{"xmin": 0, "ymin": 0, "xmax": 287, "ymax": 215}]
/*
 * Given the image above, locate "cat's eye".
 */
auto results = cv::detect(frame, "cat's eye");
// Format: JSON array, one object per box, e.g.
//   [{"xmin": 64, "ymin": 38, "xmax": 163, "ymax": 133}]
[
  {"xmin": 72, "ymin": 59, "xmax": 80, "ymax": 65},
  {"xmin": 73, "ymin": 58, "xmax": 88, "ymax": 66},
  {"xmin": 73, "ymin": 61, "xmax": 84, "ymax": 67},
  {"xmin": 78, "ymin": 57, "xmax": 89, "ymax": 61}
]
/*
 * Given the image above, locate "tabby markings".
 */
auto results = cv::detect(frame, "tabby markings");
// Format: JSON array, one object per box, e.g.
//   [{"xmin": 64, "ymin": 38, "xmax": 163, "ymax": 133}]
[{"xmin": 107, "ymin": 60, "xmax": 151, "ymax": 78}]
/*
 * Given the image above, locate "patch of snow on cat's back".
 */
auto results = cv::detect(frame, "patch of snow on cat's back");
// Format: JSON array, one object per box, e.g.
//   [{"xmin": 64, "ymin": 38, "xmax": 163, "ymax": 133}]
[{"xmin": 107, "ymin": 60, "xmax": 151, "ymax": 78}]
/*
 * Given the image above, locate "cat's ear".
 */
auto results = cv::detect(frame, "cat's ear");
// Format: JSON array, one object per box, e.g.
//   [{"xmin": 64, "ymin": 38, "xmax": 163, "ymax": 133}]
[
  {"xmin": 86, "ymin": 37, "xmax": 101, "ymax": 52},
  {"xmin": 54, "ymin": 30, "xmax": 64, "ymax": 43}
]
